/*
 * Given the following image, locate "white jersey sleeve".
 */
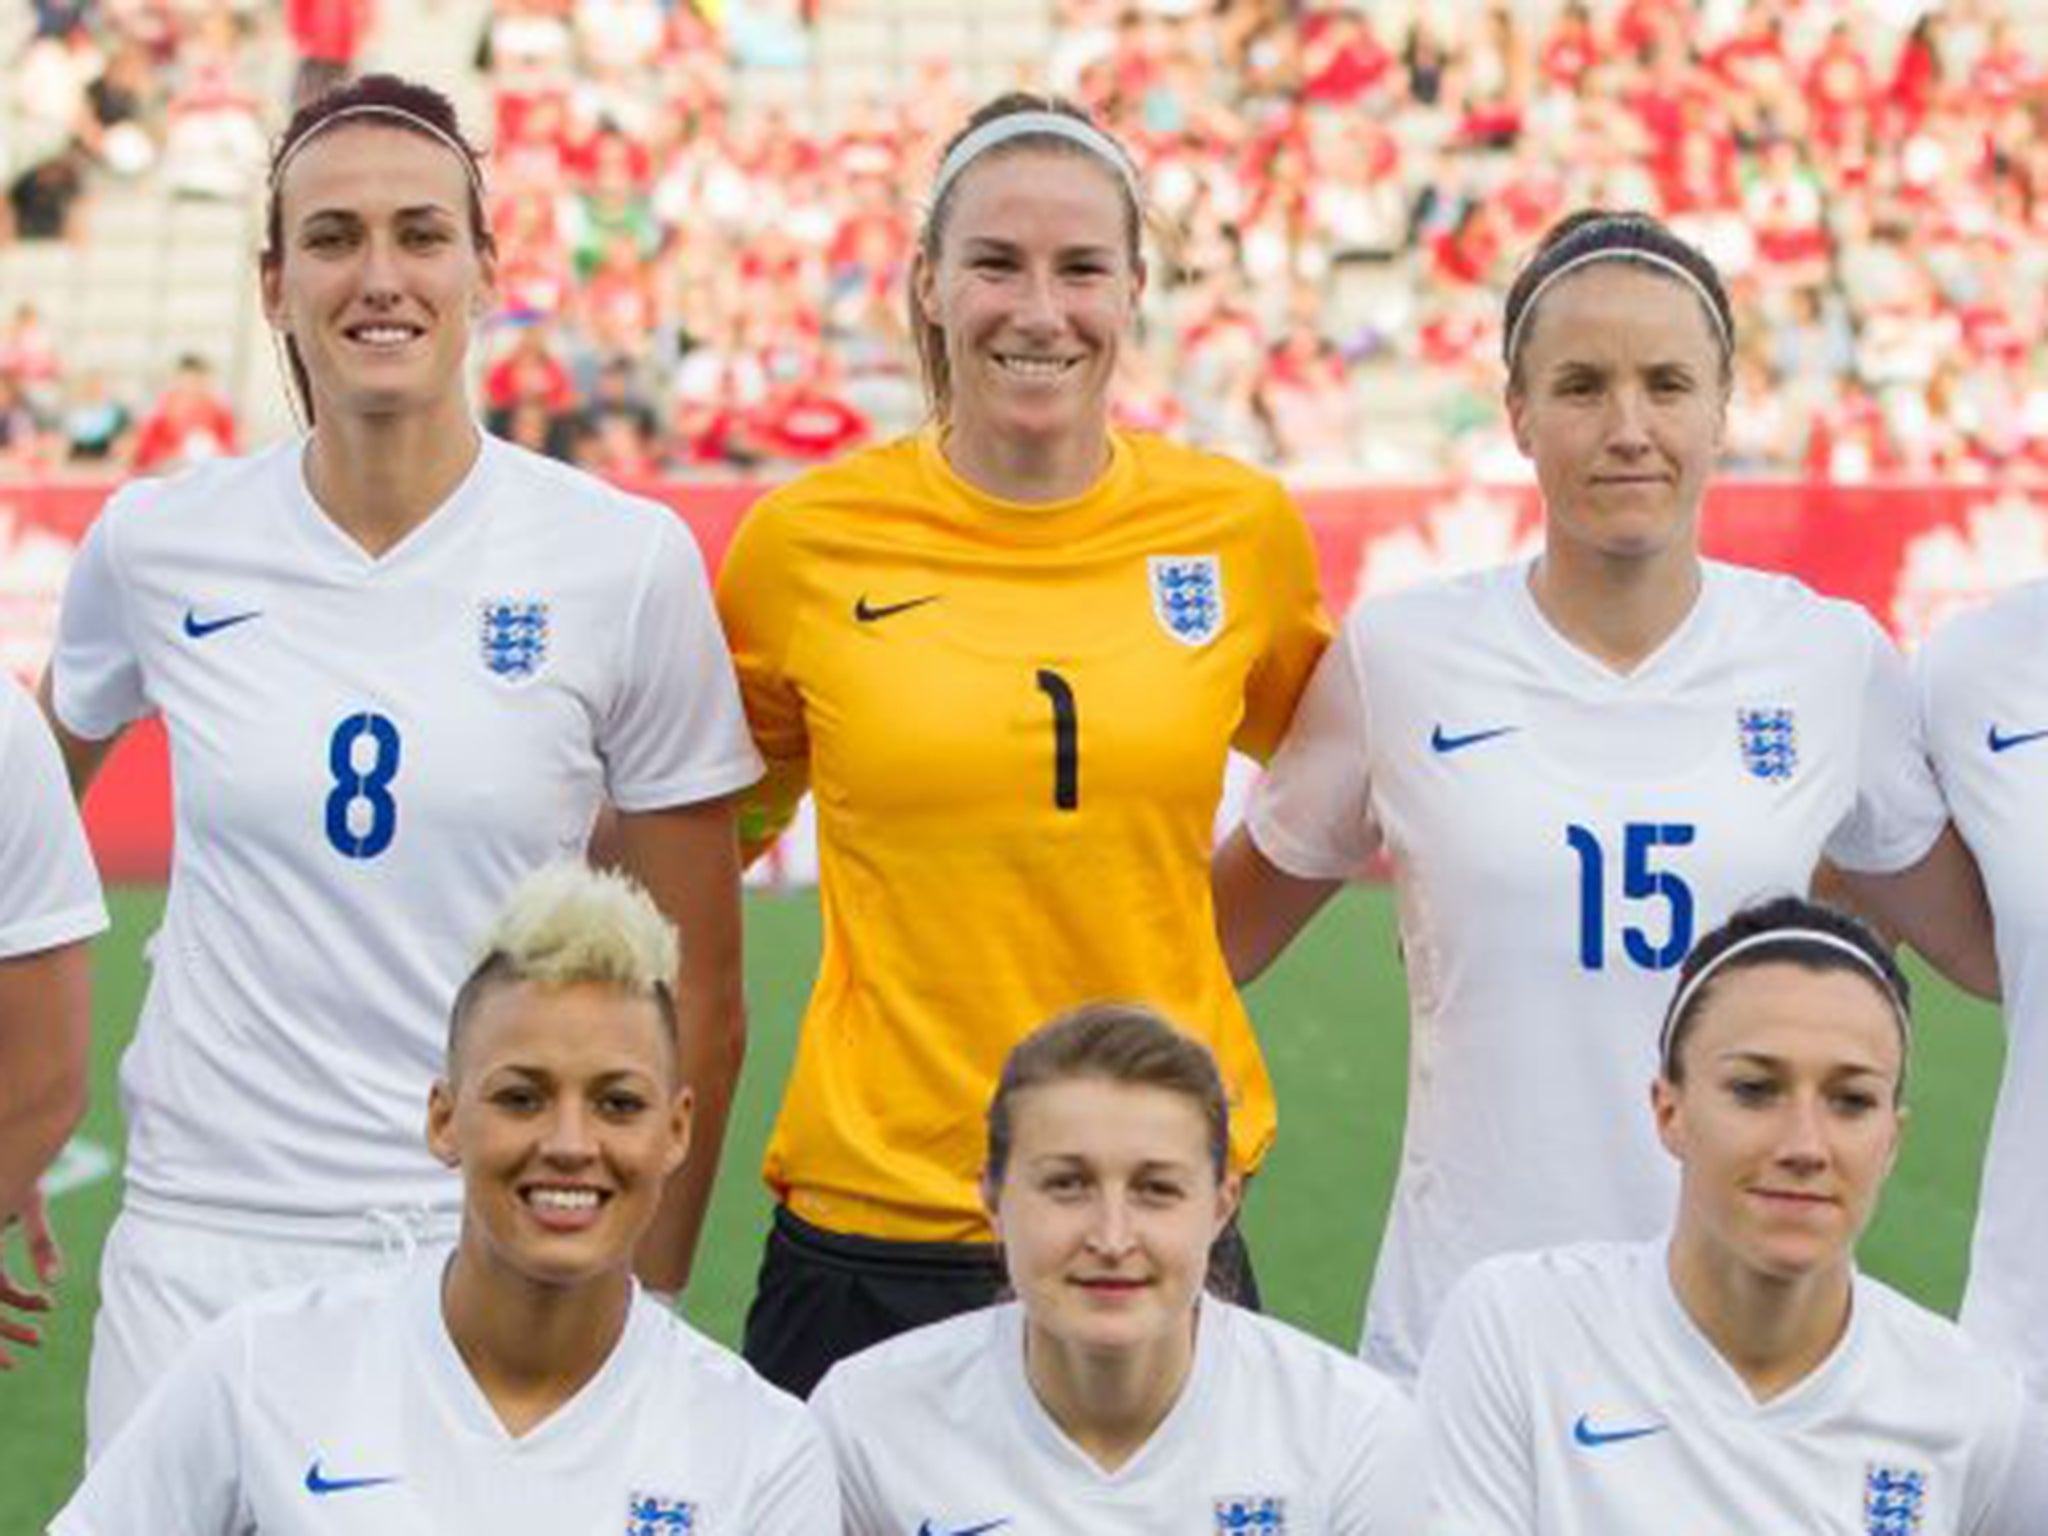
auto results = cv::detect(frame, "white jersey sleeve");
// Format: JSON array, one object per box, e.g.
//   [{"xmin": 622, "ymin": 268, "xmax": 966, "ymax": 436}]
[
  {"xmin": 1247, "ymin": 622, "xmax": 1381, "ymax": 879},
  {"xmin": 1417, "ymin": 1258, "xmax": 1536, "ymax": 1536},
  {"xmin": 0, "ymin": 678, "xmax": 105, "ymax": 957},
  {"xmin": 727, "ymin": 1395, "xmax": 841, "ymax": 1536},
  {"xmin": 1823, "ymin": 609, "xmax": 1945, "ymax": 875},
  {"xmin": 49, "ymin": 490, "xmax": 149, "ymax": 741},
  {"xmin": 51, "ymin": 1306, "xmax": 253, "ymax": 1536},
  {"xmin": 599, "ymin": 509, "xmax": 761, "ymax": 811},
  {"xmin": 1975, "ymin": 1400, "xmax": 2048, "ymax": 1536},
  {"xmin": 810, "ymin": 1368, "xmax": 893, "ymax": 1536}
]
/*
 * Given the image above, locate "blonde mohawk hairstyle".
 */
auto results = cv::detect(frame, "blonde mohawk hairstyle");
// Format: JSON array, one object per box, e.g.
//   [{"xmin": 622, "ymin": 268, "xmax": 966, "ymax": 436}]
[{"xmin": 446, "ymin": 863, "xmax": 680, "ymax": 1066}]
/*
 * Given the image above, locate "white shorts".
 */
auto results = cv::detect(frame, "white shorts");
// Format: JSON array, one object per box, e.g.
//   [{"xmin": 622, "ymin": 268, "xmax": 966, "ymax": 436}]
[{"xmin": 86, "ymin": 1197, "xmax": 457, "ymax": 1460}]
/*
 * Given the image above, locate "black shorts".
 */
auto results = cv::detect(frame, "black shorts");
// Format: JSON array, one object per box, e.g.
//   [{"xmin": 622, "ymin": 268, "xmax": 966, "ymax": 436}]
[{"xmin": 740, "ymin": 1203, "xmax": 1262, "ymax": 1399}]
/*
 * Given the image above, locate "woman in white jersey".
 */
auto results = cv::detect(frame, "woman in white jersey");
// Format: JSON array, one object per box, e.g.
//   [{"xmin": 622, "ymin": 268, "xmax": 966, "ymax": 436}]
[
  {"xmin": 812, "ymin": 1003, "xmax": 1422, "ymax": 1534},
  {"xmin": 55, "ymin": 864, "xmax": 837, "ymax": 1534},
  {"xmin": 0, "ymin": 675, "xmax": 107, "ymax": 1368},
  {"xmin": 1420, "ymin": 895, "xmax": 2045, "ymax": 1533},
  {"xmin": 41, "ymin": 75, "xmax": 760, "ymax": 1452},
  {"xmin": 1214, "ymin": 208, "xmax": 1995, "ymax": 1381},
  {"xmin": 1918, "ymin": 586, "xmax": 2048, "ymax": 1402}
]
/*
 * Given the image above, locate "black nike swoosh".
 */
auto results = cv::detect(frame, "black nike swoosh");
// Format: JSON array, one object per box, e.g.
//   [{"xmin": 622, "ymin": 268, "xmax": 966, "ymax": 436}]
[
  {"xmin": 183, "ymin": 608, "xmax": 263, "ymax": 639},
  {"xmin": 855, "ymin": 594, "xmax": 941, "ymax": 623},
  {"xmin": 1987, "ymin": 724, "xmax": 2048, "ymax": 754}
]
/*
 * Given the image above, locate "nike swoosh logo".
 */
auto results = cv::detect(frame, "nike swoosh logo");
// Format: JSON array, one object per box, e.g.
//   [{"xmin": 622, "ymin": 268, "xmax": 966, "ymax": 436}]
[
  {"xmin": 1572, "ymin": 1414, "xmax": 1667, "ymax": 1448},
  {"xmin": 855, "ymin": 594, "xmax": 941, "ymax": 623},
  {"xmin": 917, "ymin": 1521, "xmax": 1012, "ymax": 1536},
  {"xmin": 183, "ymin": 608, "xmax": 263, "ymax": 639},
  {"xmin": 1431, "ymin": 723, "xmax": 1519, "ymax": 754},
  {"xmin": 1987, "ymin": 724, "xmax": 2048, "ymax": 754},
  {"xmin": 304, "ymin": 1461, "xmax": 402, "ymax": 1496}
]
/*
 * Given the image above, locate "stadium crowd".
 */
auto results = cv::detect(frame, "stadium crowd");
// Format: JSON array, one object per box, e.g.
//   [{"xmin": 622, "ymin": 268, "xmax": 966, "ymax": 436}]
[{"xmin": 6, "ymin": 0, "xmax": 2048, "ymax": 479}]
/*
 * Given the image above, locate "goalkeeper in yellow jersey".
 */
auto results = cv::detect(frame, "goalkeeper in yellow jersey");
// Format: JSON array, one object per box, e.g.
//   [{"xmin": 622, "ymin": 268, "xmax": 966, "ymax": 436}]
[{"xmin": 716, "ymin": 91, "xmax": 1331, "ymax": 1397}]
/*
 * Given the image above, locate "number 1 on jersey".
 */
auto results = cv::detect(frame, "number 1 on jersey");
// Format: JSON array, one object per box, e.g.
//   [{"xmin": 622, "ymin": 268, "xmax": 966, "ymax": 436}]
[
  {"xmin": 325, "ymin": 712, "xmax": 402, "ymax": 859},
  {"xmin": 1566, "ymin": 821, "xmax": 1697, "ymax": 971},
  {"xmin": 1036, "ymin": 669, "xmax": 1079, "ymax": 811}
]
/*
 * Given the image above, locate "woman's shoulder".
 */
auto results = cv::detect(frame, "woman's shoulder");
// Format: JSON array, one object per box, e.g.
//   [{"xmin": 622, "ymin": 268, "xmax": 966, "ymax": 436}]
[
  {"xmin": 1701, "ymin": 558, "xmax": 1882, "ymax": 641},
  {"xmin": 631, "ymin": 1295, "xmax": 818, "ymax": 1427},
  {"xmin": 1853, "ymin": 1274, "xmax": 2027, "ymax": 1418},
  {"xmin": 1212, "ymin": 1301, "xmax": 1411, "ymax": 1421},
  {"xmin": 811, "ymin": 1303, "xmax": 1010, "ymax": 1421},
  {"xmin": 96, "ymin": 442, "xmax": 297, "ymax": 542},
  {"xmin": 745, "ymin": 435, "xmax": 930, "ymax": 525}
]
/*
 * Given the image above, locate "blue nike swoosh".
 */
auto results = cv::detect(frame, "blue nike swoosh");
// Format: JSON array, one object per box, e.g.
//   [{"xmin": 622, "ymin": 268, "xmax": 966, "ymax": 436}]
[
  {"xmin": 1987, "ymin": 724, "xmax": 2048, "ymax": 754},
  {"xmin": 1572, "ymin": 1413, "xmax": 1666, "ymax": 1448},
  {"xmin": 916, "ymin": 1521, "xmax": 1011, "ymax": 1536},
  {"xmin": 1431, "ymin": 723, "xmax": 1519, "ymax": 754},
  {"xmin": 183, "ymin": 608, "xmax": 262, "ymax": 639},
  {"xmin": 304, "ymin": 1461, "xmax": 402, "ymax": 1496}
]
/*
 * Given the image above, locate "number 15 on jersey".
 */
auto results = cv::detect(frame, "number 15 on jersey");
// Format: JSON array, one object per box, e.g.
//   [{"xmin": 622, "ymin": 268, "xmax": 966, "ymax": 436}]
[{"xmin": 1565, "ymin": 821, "xmax": 1698, "ymax": 972}]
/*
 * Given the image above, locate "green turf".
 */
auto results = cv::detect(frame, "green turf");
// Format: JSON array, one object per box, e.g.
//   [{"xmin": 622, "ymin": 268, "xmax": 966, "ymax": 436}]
[{"xmin": 0, "ymin": 884, "xmax": 2005, "ymax": 1527}]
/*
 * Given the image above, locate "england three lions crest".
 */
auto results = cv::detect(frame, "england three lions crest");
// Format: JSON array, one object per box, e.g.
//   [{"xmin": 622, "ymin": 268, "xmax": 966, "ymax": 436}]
[
  {"xmin": 627, "ymin": 1491, "xmax": 696, "ymax": 1532},
  {"xmin": 1150, "ymin": 554, "xmax": 1224, "ymax": 646},
  {"xmin": 1737, "ymin": 706, "xmax": 1797, "ymax": 783},
  {"xmin": 480, "ymin": 598, "xmax": 550, "ymax": 682},
  {"xmin": 1863, "ymin": 1464, "xmax": 1927, "ymax": 1535},
  {"xmin": 1215, "ymin": 1495, "xmax": 1286, "ymax": 1532}
]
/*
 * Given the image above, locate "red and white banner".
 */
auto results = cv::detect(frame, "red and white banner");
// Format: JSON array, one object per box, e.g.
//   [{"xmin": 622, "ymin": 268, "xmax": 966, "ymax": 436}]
[{"xmin": 7, "ymin": 477, "xmax": 2048, "ymax": 879}]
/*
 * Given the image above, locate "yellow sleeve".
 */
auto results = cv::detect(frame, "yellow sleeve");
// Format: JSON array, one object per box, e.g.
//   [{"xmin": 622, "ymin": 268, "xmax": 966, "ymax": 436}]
[
  {"xmin": 1234, "ymin": 483, "xmax": 1333, "ymax": 762},
  {"xmin": 714, "ymin": 494, "xmax": 812, "ymax": 865}
]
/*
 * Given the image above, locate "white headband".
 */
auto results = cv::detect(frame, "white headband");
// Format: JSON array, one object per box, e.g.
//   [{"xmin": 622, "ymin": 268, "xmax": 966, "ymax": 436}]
[
  {"xmin": 1504, "ymin": 244, "xmax": 1731, "ymax": 370},
  {"xmin": 1658, "ymin": 928, "xmax": 1909, "ymax": 1069},
  {"xmin": 272, "ymin": 103, "xmax": 486, "ymax": 201},
  {"xmin": 930, "ymin": 111, "xmax": 1140, "ymax": 208}
]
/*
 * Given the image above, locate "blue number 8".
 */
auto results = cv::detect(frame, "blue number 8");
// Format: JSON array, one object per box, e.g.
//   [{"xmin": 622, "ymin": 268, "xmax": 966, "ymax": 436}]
[{"xmin": 325, "ymin": 713, "xmax": 401, "ymax": 859}]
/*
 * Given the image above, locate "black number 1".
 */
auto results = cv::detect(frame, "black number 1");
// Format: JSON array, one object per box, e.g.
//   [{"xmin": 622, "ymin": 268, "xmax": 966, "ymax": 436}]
[{"xmin": 1036, "ymin": 669, "xmax": 1079, "ymax": 811}]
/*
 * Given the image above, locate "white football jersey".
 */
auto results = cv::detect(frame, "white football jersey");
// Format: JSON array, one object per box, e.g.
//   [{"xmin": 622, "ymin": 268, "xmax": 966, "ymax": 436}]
[
  {"xmin": 53, "ymin": 1255, "xmax": 837, "ymax": 1534},
  {"xmin": 1249, "ymin": 560, "xmax": 1944, "ymax": 1379},
  {"xmin": 1418, "ymin": 1241, "xmax": 2038, "ymax": 1535},
  {"xmin": 50, "ymin": 438, "xmax": 761, "ymax": 1218},
  {"xmin": 0, "ymin": 674, "xmax": 105, "ymax": 958},
  {"xmin": 811, "ymin": 1298, "xmax": 1424, "ymax": 1535},
  {"xmin": 1917, "ymin": 579, "xmax": 2048, "ymax": 1401}
]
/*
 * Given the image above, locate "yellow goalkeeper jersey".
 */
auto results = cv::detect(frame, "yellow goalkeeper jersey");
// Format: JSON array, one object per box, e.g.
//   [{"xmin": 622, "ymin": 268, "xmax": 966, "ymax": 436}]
[{"xmin": 717, "ymin": 429, "xmax": 1330, "ymax": 1241}]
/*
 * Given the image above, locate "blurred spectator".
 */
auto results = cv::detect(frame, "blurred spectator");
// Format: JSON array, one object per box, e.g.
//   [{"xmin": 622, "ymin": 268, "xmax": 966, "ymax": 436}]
[
  {"xmin": 130, "ymin": 354, "xmax": 237, "ymax": 474},
  {"xmin": 287, "ymin": 0, "xmax": 376, "ymax": 112},
  {"xmin": 62, "ymin": 370, "xmax": 135, "ymax": 464}
]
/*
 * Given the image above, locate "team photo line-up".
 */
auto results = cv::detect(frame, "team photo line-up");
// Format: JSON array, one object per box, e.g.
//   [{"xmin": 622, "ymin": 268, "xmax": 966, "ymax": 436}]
[{"xmin": 2, "ymin": 67, "xmax": 2046, "ymax": 1534}]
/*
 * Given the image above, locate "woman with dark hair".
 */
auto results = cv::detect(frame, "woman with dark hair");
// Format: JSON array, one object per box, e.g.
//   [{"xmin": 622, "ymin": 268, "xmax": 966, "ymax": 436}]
[
  {"xmin": 42, "ymin": 74, "xmax": 760, "ymax": 1452},
  {"xmin": 1420, "ymin": 896, "xmax": 2044, "ymax": 1531},
  {"xmin": 717, "ymin": 90, "xmax": 1330, "ymax": 1397},
  {"xmin": 813, "ymin": 1004, "xmax": 1420, "ymax": 1534},
  {"xmin": 56, "ymin": 866, "xmax": 837, "ymax": 1533},
  {"xmin": 1215, "ymin": 209, "xmax": 1995, "ymax": 1382}
]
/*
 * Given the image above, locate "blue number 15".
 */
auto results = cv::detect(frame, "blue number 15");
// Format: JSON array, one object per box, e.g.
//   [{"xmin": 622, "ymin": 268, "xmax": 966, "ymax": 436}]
[{"xmin": 1565, "ymin": 821, "xmax": 1697, "ymax": 971}]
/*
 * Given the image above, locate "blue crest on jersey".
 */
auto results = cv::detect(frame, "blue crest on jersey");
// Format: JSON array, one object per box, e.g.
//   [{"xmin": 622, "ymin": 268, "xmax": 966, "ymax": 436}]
[
  {"xmin": 1214, "ymin": 1496, "xmax": 1286, "ymax": 1532},
  {"xmin": 1864, "ymin": 1464, "xmax": 1927, "ymax": 1534},
  {"xmin": 1150, "ymin": 555, "xmax": 1224, "ymax": 646},
  {"xmin": 480, "ymin": 598, "xmax": 549, "ymax": 681},
  {"xmin": 1737, "ymin": 707, "xmax": 1797, "ymax": 782},
  {"xmin": 626, "ymin": 1492, "xmax": 696, "ymax": 1532}
]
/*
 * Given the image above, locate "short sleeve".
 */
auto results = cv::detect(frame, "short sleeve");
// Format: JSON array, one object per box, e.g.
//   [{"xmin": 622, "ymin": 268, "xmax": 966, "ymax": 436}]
[
  {"xmin": 1824, "ymin": 613, "xmax": 1945, "ymax": 875},
  {"xmin": 1971, "ymin": 1390, "xmax": 2048, "ymax": 1536},
  {"xmin": 734, "ymin": 1398, "xmax": 842, "ymax": 1535},
  {"xmin": 713, "ymin": 495, "xmax": 813, "ymax": 853},
  {"xmin": 0, "ymin": 679, "xmax": 105, "ymax": 958},
  {"xmin": 50, "ymin": 1309, "xmax": 252, "ymax": 1536},
  {"xmin": 809, "ymin": 1366, "xmax": 891, "ymax": 1536},
  {"xmin": 1246, "ymin": 622, "xmax": 1380, "ymax": 879},
  {"xmin": 50, "ymin": 498, "xmax": 148, "ymax": 743},
  {"xmin": 1327, "ymin": 1377, "xmax": 1427, "ymax": 1536},
  {"xmin": 600, "ymin": 512, "xmax": 763, "ymax": 812},
  {"xmin": 1416, "ymin": 1263, "xmax": 1537, "ymax": 1536},
  {"xmin": 1234, "ymin": 488, "xmax": 1333, "ymax": 762}
]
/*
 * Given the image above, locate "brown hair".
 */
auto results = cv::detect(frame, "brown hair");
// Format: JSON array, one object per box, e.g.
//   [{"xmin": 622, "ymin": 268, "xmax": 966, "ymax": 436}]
[
  {"xmin": 262, "ymin": 74, "xmax": 494, "ymax": 426},
  {"xmin": 911, "ymin": 92, "xmax": 1142, "ymax": 424},
  {"xmin": 1501, "ymin": 208, "xmax": 1735, "ymax": 392},
  {"xmin": 983, "ymin": 1002, "xmax": 1229, "ymax": 1198}
]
